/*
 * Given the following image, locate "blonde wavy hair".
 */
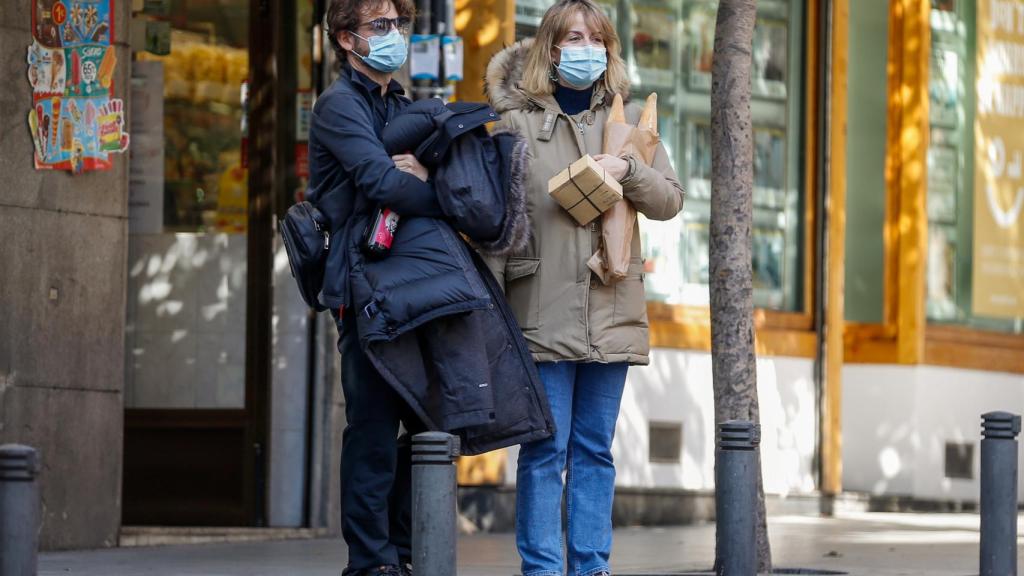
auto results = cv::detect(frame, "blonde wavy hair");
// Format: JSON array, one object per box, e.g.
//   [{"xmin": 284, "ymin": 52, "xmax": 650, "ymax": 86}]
[{"xmin": 520, "ymin": 0, "xmax": 629, "ymax": 99}]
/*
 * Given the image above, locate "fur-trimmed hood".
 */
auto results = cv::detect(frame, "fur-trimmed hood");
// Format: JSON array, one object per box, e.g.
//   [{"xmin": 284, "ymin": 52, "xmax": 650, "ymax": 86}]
[
  {"xmin": 485, "ymin": 38, "xmax": 627, "ymax": 114},
  {"xmin": 485, "ymin": 39, "xmax": 536, "ymax": 114}
]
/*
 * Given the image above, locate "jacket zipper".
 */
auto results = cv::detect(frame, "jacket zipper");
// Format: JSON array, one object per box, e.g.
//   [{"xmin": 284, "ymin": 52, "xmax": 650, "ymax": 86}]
[
  {"xmin": 525, "ymin": 93, "xmax": 596, "ymax": 360},
  {"xmin": 525, "ymin": 94, "xmax": 596, "ymax": 158},
  {"xmin": 584, "ymin": 263, "xmax": 593, "ymax": 360}
]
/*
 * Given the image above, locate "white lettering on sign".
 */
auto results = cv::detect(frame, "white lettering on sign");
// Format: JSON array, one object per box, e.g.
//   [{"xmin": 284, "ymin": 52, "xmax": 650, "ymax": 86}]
[
  {"xmin": 989, "ymin": 0, "xmax": 1024, "ymax": 35},
  {"xmin": 979, "ymin": 81, "xmax": 1024, "ymax": 117},
  {"xmin": 985, "ymin": 40, "xmax": 1024, "ymax": 77}
]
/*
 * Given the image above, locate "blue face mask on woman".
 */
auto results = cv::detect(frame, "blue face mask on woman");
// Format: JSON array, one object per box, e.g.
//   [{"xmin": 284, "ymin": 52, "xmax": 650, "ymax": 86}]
[
  {"xmin": 556, "ymin": 45, "xmax": 608, "ymax": 88},
  {"xmin": 352, "ymin": 30, "xmax": 408, "ymax": 73}
]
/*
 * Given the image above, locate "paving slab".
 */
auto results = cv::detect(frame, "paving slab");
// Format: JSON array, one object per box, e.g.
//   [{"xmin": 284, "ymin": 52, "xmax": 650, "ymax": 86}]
[{"xmin": 39, "ymin": 512, "xmax": 1024, "ymax": 576}]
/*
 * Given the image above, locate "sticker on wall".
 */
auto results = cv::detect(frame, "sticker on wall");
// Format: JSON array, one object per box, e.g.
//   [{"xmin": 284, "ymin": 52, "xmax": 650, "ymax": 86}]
[
  {"xmin": 26, "ymin": 41, "xmax": 67, "ymax": 95},
  {"xmin": 409, "ymin": 35, "xmax": 440, "ymax": 81},
  {"xmin": 27, "ymin": 0, "xmax": 128, "ymax": 173}
]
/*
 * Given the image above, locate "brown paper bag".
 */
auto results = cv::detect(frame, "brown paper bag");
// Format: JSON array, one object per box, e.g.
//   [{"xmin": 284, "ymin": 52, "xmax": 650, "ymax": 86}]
[{"xmin": 588, "ymin": 93, "xmax": 660, "ymax": 284}]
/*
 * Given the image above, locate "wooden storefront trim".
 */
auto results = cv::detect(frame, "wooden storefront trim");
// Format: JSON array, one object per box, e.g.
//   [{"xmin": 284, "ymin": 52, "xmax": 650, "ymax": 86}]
[
  {"xmin": 846, "ymin": 322, "xmax": 1024, "ymax": 375},
  {"xmin": 885, "ymin": 0, "xmax": 931, "ymax": 365},
  {"xmin": 822, "ymin": 0, "xmax": 849, "ymax": 497},
  {"xmin": 649, "ymin": 319, "xmax": 817, "ymax": 359},
  {"xmin": 843, "ymin": 323, "xmax": 900, "ymax": 364},
  {"xmin": 924, "ymin": 326, "xmax": 1024, "ymax": 375},
  {"xmin": 845, "ymin": 0, "xmax": 931, "ymax": 368}
]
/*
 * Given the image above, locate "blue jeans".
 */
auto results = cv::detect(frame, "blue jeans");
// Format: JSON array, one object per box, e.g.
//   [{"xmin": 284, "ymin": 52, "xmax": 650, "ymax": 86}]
[{"xmin": 516, "ymin": 361, "xmax": 628, "ymax": 576}]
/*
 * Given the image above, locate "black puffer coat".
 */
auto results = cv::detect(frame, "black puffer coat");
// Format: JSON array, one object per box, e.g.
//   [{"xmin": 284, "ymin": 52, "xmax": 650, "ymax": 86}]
[
  {"xmin": 382, "ymin": 99, "xmax": 530, "ymax": 255},
  {"xmin": 346, "ymin": 102, "xmax": 550, "ymax": 455}
]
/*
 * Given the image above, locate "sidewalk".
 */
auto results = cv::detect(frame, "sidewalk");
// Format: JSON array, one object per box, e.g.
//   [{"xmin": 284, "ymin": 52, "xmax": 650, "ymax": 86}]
[{"xmin": 40, "ymin": 512, "xmax": 1020, "ymax": 575}]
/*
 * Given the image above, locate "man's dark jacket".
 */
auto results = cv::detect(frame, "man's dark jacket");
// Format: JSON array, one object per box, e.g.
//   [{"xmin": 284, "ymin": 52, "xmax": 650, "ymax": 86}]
[
  {"xmin": 308, "ymin": 67, "xmax": 443, "ymax": 311},
  {"xmin": 308, "ymin": 68, "xmax": 552, "ymax": 455}
]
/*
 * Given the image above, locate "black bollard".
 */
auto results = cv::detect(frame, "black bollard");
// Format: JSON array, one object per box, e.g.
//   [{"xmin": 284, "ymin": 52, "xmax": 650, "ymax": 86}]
[
  {"xmin": 980, "ymin": 411, "xmax": 1021, "ymax": 576},
  {"xmin": 716, "ymin": 420, "xmax": 760, "ymax": 576},
  {"xmin": 411, "ymin": 432, "xmax": 460, "ymax": 576},
  {"xmin": 0, "ymin": 445, "xmax": 41, "ymax": 576}
]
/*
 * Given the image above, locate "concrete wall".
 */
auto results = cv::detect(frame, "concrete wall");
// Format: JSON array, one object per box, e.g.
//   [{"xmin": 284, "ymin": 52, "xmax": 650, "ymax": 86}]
[
  {"xmin": 503, "ymin": 348, "xmax": 819, "ymax": 497},
  {"xmin": 0, "ymin": 0, "xmax": 131, "ymax": 550},
  {"xmin": 843, "ymin": 364, "xmax": 1024, "ymax": 502}
]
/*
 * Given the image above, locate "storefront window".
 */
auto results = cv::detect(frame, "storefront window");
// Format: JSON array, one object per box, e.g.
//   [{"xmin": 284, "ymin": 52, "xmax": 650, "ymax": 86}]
[
  {"xmin": 627, "ymin": 0, "xmax": 805, "ymax": 311},
  {"xmin": 515, "ymin": 0, "xmax": 807, "ymax": 311},
  {"xmin": 136, "ymin": 2, "xmax": 249, "ymax": 233},
  {"xmin": 125, "ymin": 0, "xmax": 251, "ymax": 410},
  {"xmin": 926, "ymin": 0, "xmax": 1024, "ymax": 333}
]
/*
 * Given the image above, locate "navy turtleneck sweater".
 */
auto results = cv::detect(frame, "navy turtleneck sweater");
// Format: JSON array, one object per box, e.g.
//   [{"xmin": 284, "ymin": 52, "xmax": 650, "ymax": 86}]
[{"xmin": 554, "ymin": 83, "xmax": 594, "ymax": 116}]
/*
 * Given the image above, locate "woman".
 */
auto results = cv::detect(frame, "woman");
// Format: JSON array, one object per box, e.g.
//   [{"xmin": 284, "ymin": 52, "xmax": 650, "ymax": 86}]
[{"xmin": 484, "ymin": 1, "xmax": 684, "ymax": 575}]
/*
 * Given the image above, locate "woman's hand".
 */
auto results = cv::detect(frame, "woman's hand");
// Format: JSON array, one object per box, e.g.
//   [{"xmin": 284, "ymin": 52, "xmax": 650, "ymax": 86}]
[
  {"xmin": 593, "ymin": 154, "xmax": 629, "ymax": 183},
  {"xmin": 392, "ymin": 154, "xmax": 429, "ymax": 182}
]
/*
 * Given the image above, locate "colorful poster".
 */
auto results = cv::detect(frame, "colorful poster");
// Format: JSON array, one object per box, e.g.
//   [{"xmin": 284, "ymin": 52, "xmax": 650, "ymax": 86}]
[
  {"xmin": 27, "ymin": 0, "xmax": 128, "ymax": 173},
  {"xmin": 973, "ymin": 0, "xmax": 1024, "ymax": 318}
]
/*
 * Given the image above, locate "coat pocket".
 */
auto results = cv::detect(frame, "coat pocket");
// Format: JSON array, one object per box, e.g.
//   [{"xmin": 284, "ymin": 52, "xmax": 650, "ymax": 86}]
[
  {"xmin": 504, "ymin": 257, "xmax": 541, "ymax": 330},
  {"xmin": 613, "ymin": 258, "xmax": 647, "ymax": 327}
]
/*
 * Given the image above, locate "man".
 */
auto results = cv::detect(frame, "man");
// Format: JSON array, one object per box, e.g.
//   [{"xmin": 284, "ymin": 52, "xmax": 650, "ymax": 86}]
[{"xmin": 308, "ymin": 1, "xmax": 437, "ymax": 574}]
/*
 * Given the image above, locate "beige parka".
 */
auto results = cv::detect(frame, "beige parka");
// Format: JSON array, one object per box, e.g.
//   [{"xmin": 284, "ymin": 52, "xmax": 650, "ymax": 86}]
[{"xmin": 484, "ymin": 39, "xmax": 685, "ymax": 365}]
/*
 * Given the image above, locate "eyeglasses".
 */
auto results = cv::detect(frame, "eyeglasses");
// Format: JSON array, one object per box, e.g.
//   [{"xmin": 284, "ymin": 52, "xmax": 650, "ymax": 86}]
[{"xmin": 356, "ymin": 16, "xmax": 412, "ymax": 35}]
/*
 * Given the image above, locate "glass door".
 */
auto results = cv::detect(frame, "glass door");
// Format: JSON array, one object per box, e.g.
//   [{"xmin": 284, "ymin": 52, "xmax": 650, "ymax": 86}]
[{"xmin": 123, "ymin": 0, "xmax": 258, "ymax": 526}]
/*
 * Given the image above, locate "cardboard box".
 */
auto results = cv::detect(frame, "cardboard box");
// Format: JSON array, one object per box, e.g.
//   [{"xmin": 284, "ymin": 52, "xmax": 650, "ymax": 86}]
[{"xmin": 548, "ymin": 155, "xmax": 623, "ymax": 226}]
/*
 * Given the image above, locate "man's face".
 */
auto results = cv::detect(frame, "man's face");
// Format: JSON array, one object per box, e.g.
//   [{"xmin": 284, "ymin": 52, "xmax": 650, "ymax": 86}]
[{"xmin": 338, "ymin": 0, "xmax": 400, "ymax": 59}]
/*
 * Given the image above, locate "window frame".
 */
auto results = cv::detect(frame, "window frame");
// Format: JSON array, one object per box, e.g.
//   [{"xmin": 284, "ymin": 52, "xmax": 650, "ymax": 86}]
[
  {"xmin": 648, "ymin": 0, "xmax": 821, "ymax": 359},
  {"xmin": 842, "ymin": 0, "xmax": 1024, "ymax": 375}
]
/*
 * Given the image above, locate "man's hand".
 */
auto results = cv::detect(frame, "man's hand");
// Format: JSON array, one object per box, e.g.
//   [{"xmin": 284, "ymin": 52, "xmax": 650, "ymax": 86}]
[
  {"xmin": 392, "ymin": 154, "xmax": 428, "ymax": 182},
  {"xmin": 593, "ymin": 154, "xmax": 629, "ymax": 182}
]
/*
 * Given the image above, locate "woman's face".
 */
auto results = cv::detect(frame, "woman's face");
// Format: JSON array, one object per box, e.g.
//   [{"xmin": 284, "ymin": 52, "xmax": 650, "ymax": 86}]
[{"xmin": 551, "ymin": 10, "xmax": 606, "ymax": 66}]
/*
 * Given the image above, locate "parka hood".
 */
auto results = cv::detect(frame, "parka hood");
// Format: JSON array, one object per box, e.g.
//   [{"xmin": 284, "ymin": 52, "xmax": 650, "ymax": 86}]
[
  {"xmin": 485, "ymin": 39, "xmax": 535, "ymax": 114},
  {"xmin": 485, "ymin": 38, "xmax": 628, "ymax": 114}
]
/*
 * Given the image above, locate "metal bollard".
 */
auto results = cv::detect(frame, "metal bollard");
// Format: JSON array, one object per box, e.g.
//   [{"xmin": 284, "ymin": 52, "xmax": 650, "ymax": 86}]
[
  {"xmin": 0, "ymin": 445, "xmax": 41, "ymax": 576},
  {"xmin": 715, "ymin": 420, "xmax": 760, "ymax": 576},
  {"xmin": 980, "ymin": 411, "xmax": 1021, "ymax": 576},
  {"xmin": 411, "ymin": 432, "xmax": 460, "ymax": 576}
]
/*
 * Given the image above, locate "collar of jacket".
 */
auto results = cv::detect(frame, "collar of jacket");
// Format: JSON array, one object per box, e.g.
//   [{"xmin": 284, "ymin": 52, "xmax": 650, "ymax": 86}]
[
  {"xmin": 419, "ymin": 102, "xmax": 498, "ymax": 166},
  {"xmin": 380, "ymin": 99, "xmax": 500, "ymax": 166},
  {"xmin": 523, "ymin": 87, "xmax": 606, "ymax": 120},
  {"xmin": 345, "ymin": 64, "xmax": 405, "ymax": 99}
]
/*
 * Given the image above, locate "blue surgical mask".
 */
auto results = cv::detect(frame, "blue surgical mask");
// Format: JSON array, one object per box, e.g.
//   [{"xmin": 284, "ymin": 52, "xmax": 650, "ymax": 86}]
[
  {"xmin": 556, "ymin": 45, "xmax": 608, "ymax": 88},
  {"xmin": 352, "ymin": 30, "xmax": 408, "ymax": 73}
]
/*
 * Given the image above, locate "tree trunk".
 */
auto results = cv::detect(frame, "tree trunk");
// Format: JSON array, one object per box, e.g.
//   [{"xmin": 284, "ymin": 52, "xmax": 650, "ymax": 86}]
[{"xmin": 709, "ymin": 0, "xmax": 772, "ymax": 573}]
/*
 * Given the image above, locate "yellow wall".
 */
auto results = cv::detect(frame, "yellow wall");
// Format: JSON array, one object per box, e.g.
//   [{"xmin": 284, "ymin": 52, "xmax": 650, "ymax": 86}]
[{"xmin": 454, "ymin": 0, "xmax": 515, "ymax": 103}]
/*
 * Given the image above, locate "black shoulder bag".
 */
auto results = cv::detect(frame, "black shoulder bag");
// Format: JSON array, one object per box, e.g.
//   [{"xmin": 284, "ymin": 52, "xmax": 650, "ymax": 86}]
[{"xmin": 279, "ymin": 201, "xmax": 330, "ymax": 311}]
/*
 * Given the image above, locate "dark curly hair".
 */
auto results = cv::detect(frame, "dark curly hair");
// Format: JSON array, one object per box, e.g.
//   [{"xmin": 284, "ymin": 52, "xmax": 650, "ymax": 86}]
[{"xmin": 326, "ymin": 0, "xmax": 416, "ymax": 61}]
